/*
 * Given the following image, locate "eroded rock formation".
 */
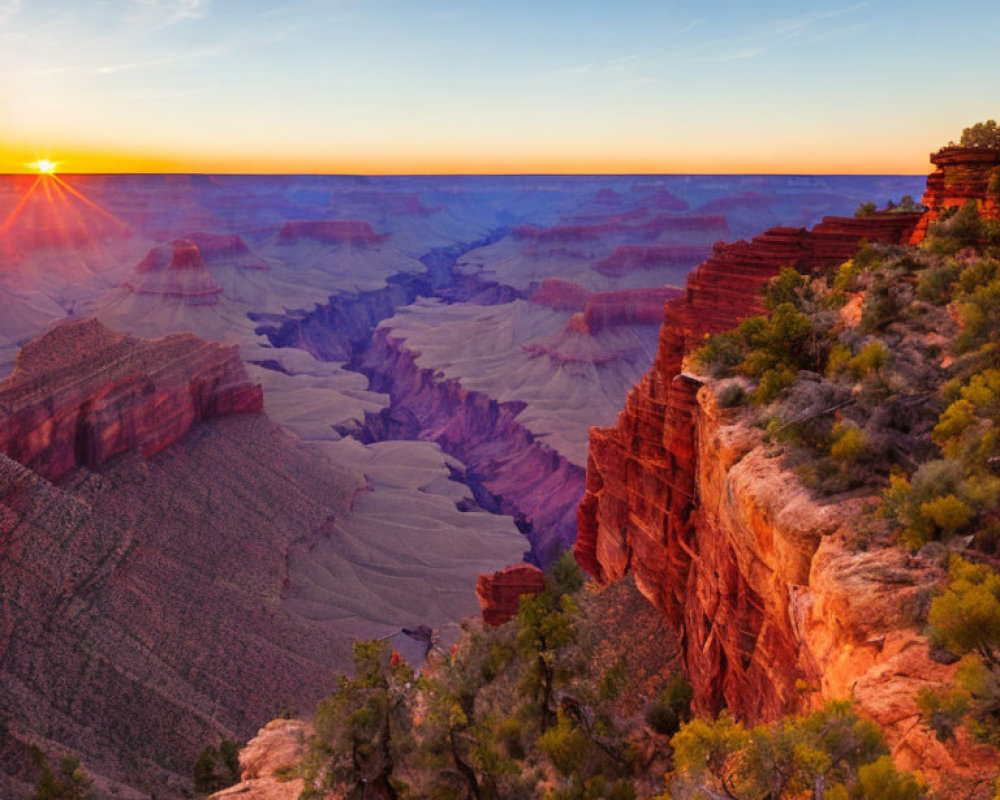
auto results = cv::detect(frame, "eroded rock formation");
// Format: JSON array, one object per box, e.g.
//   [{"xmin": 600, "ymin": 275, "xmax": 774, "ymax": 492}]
[
  {"xmin": 0, "ymin": 318, "xmax": 263, "ymax": 481},
  {"xmin": 583, "ymin": 288, "xmax": 685, "ymax": 332},
  {"xmin": 574, "ymin": 156, "xmax": 1000, "ymax": 791},
  {"xmin": 209, "ymin": 720, "xmax": 311, "ymax": 800},
  {"xmin": 476, "ymin": 564, "xmax": 546, "ymax": 625},
  {"xmin": 575, "ymin": 213, "xmax": 920, "ymax": 701},
  {"xmin": 593, "ymin": 245, "xmax": 712, "ymax": 277},
  {"xmin": 277, "ymin": 219, "xmax": 386, "ymax": 245},
  {"xmin": 125, "ymin": 240, "xmax": 225, "ymax": 302},
  {"xmin": 186, "ymin": 232, "xmax": 269, "ymax": 270},
  {"xmin": 911, "ymin": 146, "xmax": 1000, "ymax": 242}
]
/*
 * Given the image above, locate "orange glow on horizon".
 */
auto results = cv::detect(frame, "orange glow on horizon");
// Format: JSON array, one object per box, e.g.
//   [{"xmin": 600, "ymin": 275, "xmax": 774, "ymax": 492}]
[{"xmin": 0, "ymin": 142, "xmax": 934, "ymax": 177}]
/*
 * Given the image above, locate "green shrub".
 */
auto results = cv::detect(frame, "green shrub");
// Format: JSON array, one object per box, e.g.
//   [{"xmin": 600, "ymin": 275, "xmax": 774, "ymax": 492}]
[
  {"xmin": 30, "ymin": 753, "xmax": 94, "ymax": 800},
  {"xmin": 536, "ymin": 716, "xmax": 589, "ymax": 777},
  {"xmin": 752, "ymin": 368, "xmax": 796, "ymax": 405},
  {"xmin": 959, "ymin": 119, "xmax": 1000, "ymax": 149},
  {"xmin": 830, "ymin": 423, "xmax": 869, "ymax": 463},
  {"xmin": 763, "ymin": 267, "xmax": 808, "ymax": 310},
  {"xmin": 919, "ymin": 494, "xmax": 974, "ymax": 535},
  {"xmin": 857, "ymin": 756, "xmax": 927, "ymax": 800},
  {"xmin": 668, "ymin": 702, "xmax": 916, "ymax": 800},
  {"xmin": 916, "ymin": 263, "xmax": 959, "ymax": 304},
  {"xmin": 716, "ymin": 382, "xmax": 745, "ymax": 408},
  {"xmin": 855, "ymin": 201, "xmax": 878, "ymax": 218},
  {"xmin": 692, "ymin": 331, "xmax": 743, "ymax": 377},
  {"xmin": 928, "ymin": 200, "xmax": 984, "ymax": 252},
  {"xmin": 644, "ymin": 673, "xmax": 692, "ymax": 737},
  {"xmin": 920, "ymin": 557, "xmax": 1000, "ymax": 745},
  {"xmin": 849, "ymin": 340, "xmax": 889, "ymax": 379},
  {"xmin": 989, "ymin": 170, "xmax": 1000, "ymax": 196},
  {"xmin": 193, "ymin": 742, "xmax": 242, "ymax": 794}
]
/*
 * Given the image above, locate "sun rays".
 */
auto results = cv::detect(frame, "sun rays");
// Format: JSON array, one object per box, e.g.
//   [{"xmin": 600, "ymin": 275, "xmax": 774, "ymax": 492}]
[{"xmin": 0, "ymin": 169, "xmax": 129, "ymax": 245}]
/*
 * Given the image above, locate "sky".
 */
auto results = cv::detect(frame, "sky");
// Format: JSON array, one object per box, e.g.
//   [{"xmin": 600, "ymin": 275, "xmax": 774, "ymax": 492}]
[{"xmin": 0, "ymin": 0, "xmax": 997, "ymax": 174}]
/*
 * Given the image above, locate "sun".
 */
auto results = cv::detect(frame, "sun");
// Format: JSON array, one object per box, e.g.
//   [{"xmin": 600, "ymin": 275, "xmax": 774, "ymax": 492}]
[{"xmin": 27, "ymin": 159, "xmax": 59, "ymax": 175}]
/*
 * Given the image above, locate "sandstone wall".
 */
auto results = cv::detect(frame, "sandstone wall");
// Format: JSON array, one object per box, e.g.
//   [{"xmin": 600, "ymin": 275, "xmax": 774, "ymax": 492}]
[{"xmin": 0, "ymin": 318, "xmax": 263, "ymax": 481}]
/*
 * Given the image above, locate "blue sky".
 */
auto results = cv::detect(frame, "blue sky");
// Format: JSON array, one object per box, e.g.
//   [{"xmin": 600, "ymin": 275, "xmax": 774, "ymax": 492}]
[{"xmin": 0, "ymin": 0, "xmax": 996, "ymax": 173}]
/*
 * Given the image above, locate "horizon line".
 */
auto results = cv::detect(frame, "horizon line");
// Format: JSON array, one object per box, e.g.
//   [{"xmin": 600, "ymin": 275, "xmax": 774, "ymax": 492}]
[{"xmin": 0, "ymin": 170, "xmax": 930, "ymax": 178}]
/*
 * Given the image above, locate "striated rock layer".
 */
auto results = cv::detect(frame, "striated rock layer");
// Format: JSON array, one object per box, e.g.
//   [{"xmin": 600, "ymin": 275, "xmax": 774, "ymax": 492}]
[
  {"xmin": 125, "ymin": 239, "xmax": 225, "ymax": 302},
  {"xmin": 277, "ymin": 219, "xmax": 386, "ymax": 245},
  {"xmin": 0, "ymin": 318, "xmax": 263, "ymax": 481},
  {"xmin": 911, "ymin": 146, "xmax": 1000, "ymax": 242},
  {"xmin": 575, "ymin": 213, "xmax": 920, "ymax": 710}
]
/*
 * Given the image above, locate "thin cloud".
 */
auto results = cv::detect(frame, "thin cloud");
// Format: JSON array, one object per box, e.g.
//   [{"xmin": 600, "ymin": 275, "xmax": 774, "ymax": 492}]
[
  {"xmin": 0, "ymin": 0, "xmax": 21, "ymax": 26},
  {"xmin": 130, "ymin": 0, "xmax": 212, "ymax": 29},
  {"xmin": 549, "ymin": 19, "xmax": 703, "ymax": 84},
  {"xmin": 691, "ymin": 2, "xmax": 871, "ymax": 64},
  {"xmin": 11, "ymin": 43, "xmax": 227, "ymax": 78}
]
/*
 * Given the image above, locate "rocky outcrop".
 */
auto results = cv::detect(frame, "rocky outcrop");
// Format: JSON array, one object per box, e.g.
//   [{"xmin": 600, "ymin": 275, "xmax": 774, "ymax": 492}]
[
  {"xmin": 513, "ymin": 215, "xmax": 730, "ymax": 245},
  {"xmin": 125, "ymin": 240, "xmax": 224, "ymax": 302},
  {"xmin": 512, "ymin": 222, "xmax": 633, "ymax": 243},
  {"xmin": 355, "ymin": 328, "xmax": 585, "ymax": 566},
  {"xmin": 476, "ymin": 564, "xmax": 546, "ymax": 625},
  {"xmin": 186, "ymin": 232, "xmax": 269, "ymax": 269},
  {"xmin": 572, "ymin": 162, "xmax": 1000, "ymax": 790},
  {"xmin": 0, "ymin": 318, "xmax": 263, "ymax": 481},
  {"xmin": 640, "ymin": 214, "xmax": 730, "ymax": 237},
  {"xmin": 642, "ymin": 189, "xmax": 690, "ymax": 213},
  {"xmin": 575, "ymin": 213, "xmax": 920, "ymax": 692},
  {"xmin": 593, "ymin": 245, "xmax": 712, "ymax": 277},
  {"xmin": 277, "ymin": 220, "xmax": 386, "ymax": 245},
  {"xmin": 528, "ymin": 279, "xmax": 591, "ymax": 312},
  {"xmin": 583, "ymin": 288, "xmax": 684, "ymax": 332},
  {"xmin": 209, "ymin": 720, "xmax": 311, "ymax": 800},
  {"xmin": 911, "ymin": 146, "xmax": 1000, "ymax": 242}
]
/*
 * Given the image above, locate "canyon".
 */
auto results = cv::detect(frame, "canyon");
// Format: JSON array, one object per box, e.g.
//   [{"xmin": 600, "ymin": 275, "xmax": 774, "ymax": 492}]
[{"xmin": 0, "ymin": 171, "xmax": 928, "ymax": 797}]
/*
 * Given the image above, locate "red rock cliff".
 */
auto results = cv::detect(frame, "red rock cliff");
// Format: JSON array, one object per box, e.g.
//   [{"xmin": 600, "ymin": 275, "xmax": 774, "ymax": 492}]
[
  {"xmin": 911, "ymin": 146, "xmax": 1000, "ymax": 242},
  {"xmin": 0, "ymin": 317, "xmax": 263, "ymax": 481},
  {"xmin": 574, "ymin": 212, "xmax": 920, "ymax": 713},
  {"xmin": 476, "ymin": 564, "xmax": 546, "ymax": 626}
]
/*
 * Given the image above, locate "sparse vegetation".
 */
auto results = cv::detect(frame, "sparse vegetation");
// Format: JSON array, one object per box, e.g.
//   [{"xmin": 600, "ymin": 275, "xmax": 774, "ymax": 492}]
[
  {"xmin": 291, "ymin": 555, "xmax": 692, "ymax": 799},
  {"xmin": 193, "ymin": 740, "xmax": 242, "ymax": 794},
  {"xmin": 918, "ymin": 556, "xmax": 1000, "ymax": 746},
  {"xmin": 667, "ymin": 701, "xmax": 925, "ymax": 799},
  {"xmin": 959, "ymin": 119, "xmax": 1000, "ymax": 149},
  {"xmin": 30, "ymin": 751, "xmax": 95, "ymax": 800}
]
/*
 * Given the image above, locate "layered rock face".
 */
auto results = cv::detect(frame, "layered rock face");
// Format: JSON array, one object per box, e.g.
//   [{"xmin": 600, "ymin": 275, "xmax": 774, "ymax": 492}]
[
  {"xmin": 575, "ymin": 213, "xmax": 921, "ymax": 711},
  {"xmin": 476, "ymin": 564, "xmax": 546, "ymax": 626},
  {"xmin": 911, "ymin": 146, "xmax": 1000, "ymax": 242},
  {"xmin": 0, "ymin": 318, "xmax": 263, "ymax": 481},
  {"xmin": 186, "ymin": 232, "xmax": 269, "ymax": 270},
  {"xmin": 125, "ymin": 240, "xmax": 225, "ymax": 302},
  {"xmin": 276, "ymin": 219, "xmax": 386, "ymax": 245},
  {"xmin": 0, "ymin": 324, "xmax": 383, "ymax": 796},
  {"xmin": 593, "ymin": 244, "xmax": 713, "ymax": 277},
  {"xmin": 583, "ymin": 288, "xmax": 684, "ymax": 332}
]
